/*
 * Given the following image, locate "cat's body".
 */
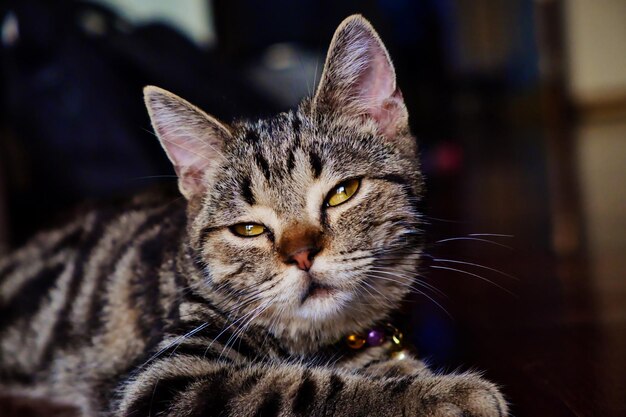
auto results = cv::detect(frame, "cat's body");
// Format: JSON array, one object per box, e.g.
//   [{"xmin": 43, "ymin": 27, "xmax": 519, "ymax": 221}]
[
  {"xmin": 0, "ymin": 16, "xmax": 507, "ymax": 416},
  {"xmin": 0, "ymin": 192, "xmax": 185, "ymax": 413}
]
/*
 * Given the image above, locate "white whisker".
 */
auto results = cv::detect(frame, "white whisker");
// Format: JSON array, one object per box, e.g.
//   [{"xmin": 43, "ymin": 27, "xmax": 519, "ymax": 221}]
[
  {"xmin": 430, "ymin": 265, "xmax": 515, "ymax": 295},
  {"xmin": 431, "ymin": 258, "xmax": 517, "ymax": 280},
  {"xmin": 435, "ymin": 237, "xmax": 513, "ymax": 250}
]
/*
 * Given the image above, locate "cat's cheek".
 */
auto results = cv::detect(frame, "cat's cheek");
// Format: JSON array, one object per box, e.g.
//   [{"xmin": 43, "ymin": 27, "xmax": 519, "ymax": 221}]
[
  {"xmin": 291, "ymin": 267, "xmax": 310, "ymax": 290},
  {"xmin": 264, "ymin": 268, "xmax": 305, "ymax": 308}
]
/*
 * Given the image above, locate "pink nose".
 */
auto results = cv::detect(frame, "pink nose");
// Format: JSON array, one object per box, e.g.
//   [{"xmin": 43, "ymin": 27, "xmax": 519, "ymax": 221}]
[{"xmin": 288, "ymin": 249, "xmax": 316, "ymax": 271}]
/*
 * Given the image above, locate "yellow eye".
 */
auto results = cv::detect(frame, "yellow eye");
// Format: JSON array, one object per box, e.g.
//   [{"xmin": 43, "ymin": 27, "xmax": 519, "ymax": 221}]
[
  {"xmin": 232, "ymin": 223, "xmax": 266, "ymax": 237},
  {"xmin": 326, "ymin": 179, "xmax": 360, "ymax": 207}
]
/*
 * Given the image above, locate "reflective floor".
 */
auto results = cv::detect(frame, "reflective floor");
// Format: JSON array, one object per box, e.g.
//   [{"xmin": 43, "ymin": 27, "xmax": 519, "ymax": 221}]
[{"xmin": 409, "ymin": 114, "xmax": 626, "ymax": 416}]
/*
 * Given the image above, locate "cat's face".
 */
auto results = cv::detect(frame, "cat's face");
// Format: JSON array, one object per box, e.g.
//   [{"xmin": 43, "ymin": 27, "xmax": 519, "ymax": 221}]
[
  {"xmin": 193, "ymin": 111, "xmax": 422, "ymax": 341},
  {"xmin": 145, "ymin": 15, "xmax": 422, "ymax": 350}
]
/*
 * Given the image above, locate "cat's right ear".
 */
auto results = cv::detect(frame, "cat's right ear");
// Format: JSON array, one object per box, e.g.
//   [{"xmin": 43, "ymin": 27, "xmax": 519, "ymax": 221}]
[
  {"xmin": 312, "ymin": 15, "xmax": 409, "ymax": 142},
  {"xmin": 143, "ymin": 86, "xmax": 231, "ymax": 199}
]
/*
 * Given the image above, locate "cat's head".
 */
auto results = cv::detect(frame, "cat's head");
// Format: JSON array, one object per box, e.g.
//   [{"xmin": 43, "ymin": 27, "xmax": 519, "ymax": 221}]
[{"xmin": 144, "ymin": 15, "xmax": 422, "ymax": 352}]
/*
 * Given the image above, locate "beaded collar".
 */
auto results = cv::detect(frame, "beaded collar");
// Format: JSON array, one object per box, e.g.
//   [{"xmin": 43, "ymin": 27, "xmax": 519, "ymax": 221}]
[{"xmin": 344, "ymin": 323, "xmax": 410, "ymax": 360}]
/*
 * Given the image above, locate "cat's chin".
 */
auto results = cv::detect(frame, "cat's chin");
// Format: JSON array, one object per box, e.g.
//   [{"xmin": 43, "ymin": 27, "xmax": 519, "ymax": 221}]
[
  {"xmin": 294, "ymin": 288, "xmax": 353, "ymax": 321},
  {"xmin": 300, "ymin": 281, "xmax": 336, "ymax": 303}
]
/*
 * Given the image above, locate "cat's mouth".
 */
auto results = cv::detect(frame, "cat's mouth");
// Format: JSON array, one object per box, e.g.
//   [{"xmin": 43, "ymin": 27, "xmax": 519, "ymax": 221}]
[{"xmin": 301, "ymin": 281, "xmax": 336, "ymax": 303}]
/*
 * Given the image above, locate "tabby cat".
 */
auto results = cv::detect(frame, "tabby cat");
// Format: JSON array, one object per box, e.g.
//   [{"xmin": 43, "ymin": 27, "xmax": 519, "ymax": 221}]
[{"xmin": 0, "ymin": 15, "xmax": 507, "ymax": 417}]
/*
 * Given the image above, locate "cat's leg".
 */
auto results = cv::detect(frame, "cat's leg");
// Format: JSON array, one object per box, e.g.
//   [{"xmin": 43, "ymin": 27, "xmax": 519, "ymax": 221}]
[{"xmin": 115, "ymin": 355, "xmax": 507, "ymax": 417}]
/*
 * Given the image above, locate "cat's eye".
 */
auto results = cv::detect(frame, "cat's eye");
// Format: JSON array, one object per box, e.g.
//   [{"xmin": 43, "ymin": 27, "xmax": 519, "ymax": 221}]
[
  {"xmin": 326, "ymin": 179, "xmax": 360, "ymax": 207},
  {"xmin": 231, "ymin": 223, "xmax": 266, "ymax": 237}
]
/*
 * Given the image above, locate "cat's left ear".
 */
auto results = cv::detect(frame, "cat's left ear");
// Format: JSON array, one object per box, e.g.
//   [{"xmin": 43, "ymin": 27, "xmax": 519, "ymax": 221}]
[
  {"xmin": 144, "ymin": 86, "xmax": 231, "ymax": 199},
  {"xmin": 313, "ymin": 15, "xmax": 408, "ymax": 140}
]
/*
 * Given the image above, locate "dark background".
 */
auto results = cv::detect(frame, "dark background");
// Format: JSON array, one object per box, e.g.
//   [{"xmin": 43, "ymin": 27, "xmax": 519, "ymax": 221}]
[{"xmin": 1, "ymin": 1, "xmax": 625, "ymax": 416}]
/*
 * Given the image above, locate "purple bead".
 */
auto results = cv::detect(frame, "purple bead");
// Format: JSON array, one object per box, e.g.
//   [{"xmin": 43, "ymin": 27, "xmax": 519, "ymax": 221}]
[{"xmin": 366, "ymin": 329, "xmax": 385, "ymax": 347}]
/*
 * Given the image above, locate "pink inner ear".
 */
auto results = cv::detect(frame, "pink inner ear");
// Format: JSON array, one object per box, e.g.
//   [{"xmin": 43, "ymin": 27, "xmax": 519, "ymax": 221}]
[
  {"xmin": 373, "ymin": 89, "xmax": 406, "ymax": 138},
  {"xmin": 157, "ymin": 125, "xmax": 213, "ymax": 196},
  {"xmin": 351, "ymin": 40, "xmax": 405, "ymax": 136},
  {"xmin": 357, "ymin": 46, "xmax": 396, "ymax": 111},
  {"xmin": 167, "ymin": 138, "xmax": 206, "ymax": 170}
]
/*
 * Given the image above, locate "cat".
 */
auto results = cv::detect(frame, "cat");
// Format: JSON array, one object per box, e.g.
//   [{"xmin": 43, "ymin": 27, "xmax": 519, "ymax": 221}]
[{"xmin": 0, "ymin": 15, "xmax": 507, "ymax": 417}]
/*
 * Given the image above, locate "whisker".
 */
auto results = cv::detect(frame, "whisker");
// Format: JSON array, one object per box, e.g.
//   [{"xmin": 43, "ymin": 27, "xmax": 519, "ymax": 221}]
[
  {"xmin": 219, "ymin": 299, "xmax": 274, "ymax": 360},
  {"xmin": 138, "ymin": 322, "xmax": 210, "ymax": 369},
  {"xmin": 435, "ymin": 237, "xmax": 513, "ymax": 250},
  {"xmin": 366, "ymin": 273, "xmax": 442, "ymax": 299},
  {"xmin": 420, "ymin": 215, "xmax": 465, "ymax": 224},
  {"xmin": 430, "ymin": 265, "xmax": 515, "ymax": 296},
  {"xmin": 430, "ymin": 257, "xmax": 518, "ymax": 280},
  {"xmin": 367, "ymin": 267, "xmax": 446, "ymax": 297},
  {"xmin": 361, "ymin": 280, "xmax": 396, "ymax": 305},
  {"xmin": 365, "ymin": 272, "xmax": 451, "ymax": 318}
]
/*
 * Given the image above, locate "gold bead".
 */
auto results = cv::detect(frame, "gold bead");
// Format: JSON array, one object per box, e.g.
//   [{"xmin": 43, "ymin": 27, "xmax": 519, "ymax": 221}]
[
  {"xmin": 346, "ymin": 334, "xmax": 366, "ymax": 349},
  {"xmin": 391, "ymin": 330, "xmax": 403, "ymax": 346},
  {"xmin": 390, "ymin": 349, "xmax": 409, "ymax": 361}
]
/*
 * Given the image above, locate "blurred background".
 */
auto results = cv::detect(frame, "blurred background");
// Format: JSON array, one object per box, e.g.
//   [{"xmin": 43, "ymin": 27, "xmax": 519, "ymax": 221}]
[{"xmin": 0, "ymin": 1, "xmax": 624, "ymax": 415}]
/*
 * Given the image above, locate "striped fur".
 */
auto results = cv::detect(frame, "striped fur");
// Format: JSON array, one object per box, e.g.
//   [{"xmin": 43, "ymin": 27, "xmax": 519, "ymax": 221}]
[{"xmin": 0, "ymin": 15, "xmax": 507, "ymax": 417}]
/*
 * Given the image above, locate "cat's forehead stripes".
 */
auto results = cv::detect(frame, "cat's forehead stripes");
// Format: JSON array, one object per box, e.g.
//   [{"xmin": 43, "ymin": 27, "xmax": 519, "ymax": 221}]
[
  {"xmin": 228, "ymin": 112, "xmax": 324, "ymax": 210},
  {"xmin": 254, "ymin": 152, "xmax": 272, "ymax": 181},
  {"xmin": 308, "ymin": 150, "xmax": 323, "ymax": 179},
  {"xmin": 218, "ymin": 110, "xmax": 408, "ymax": 224}
]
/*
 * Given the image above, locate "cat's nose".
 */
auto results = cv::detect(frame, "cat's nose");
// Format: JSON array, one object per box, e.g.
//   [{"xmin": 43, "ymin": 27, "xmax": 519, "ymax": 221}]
[
  {"xmin": 278, "ymin": 224, "xmax": 323, "ymax": 271},
  {"xmin": 287, "ymin": 247, "xmax": 319, "ymax": 271}
]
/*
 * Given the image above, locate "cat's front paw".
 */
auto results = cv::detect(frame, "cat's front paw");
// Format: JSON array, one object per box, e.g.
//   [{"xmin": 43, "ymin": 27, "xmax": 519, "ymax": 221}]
[{"xmin": 417, "ymin": 373, "xmax": 507, "ymax": 417}]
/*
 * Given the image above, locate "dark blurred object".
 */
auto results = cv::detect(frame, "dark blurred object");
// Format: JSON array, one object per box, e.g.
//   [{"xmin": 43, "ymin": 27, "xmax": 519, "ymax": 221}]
[
  {"xmin": 0, "ymin": 0, "xmax": 280, "ymax": 247},
  {"xmin": 0, "ymin": 394, "xmax": 79, "ymax": 417}
]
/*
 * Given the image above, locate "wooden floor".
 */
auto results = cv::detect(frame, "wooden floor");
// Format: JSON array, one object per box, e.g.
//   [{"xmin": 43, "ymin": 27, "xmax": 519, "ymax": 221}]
[{"xmin": 407, "ymin": 115, "xmax": 626, "ymax": 416}]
